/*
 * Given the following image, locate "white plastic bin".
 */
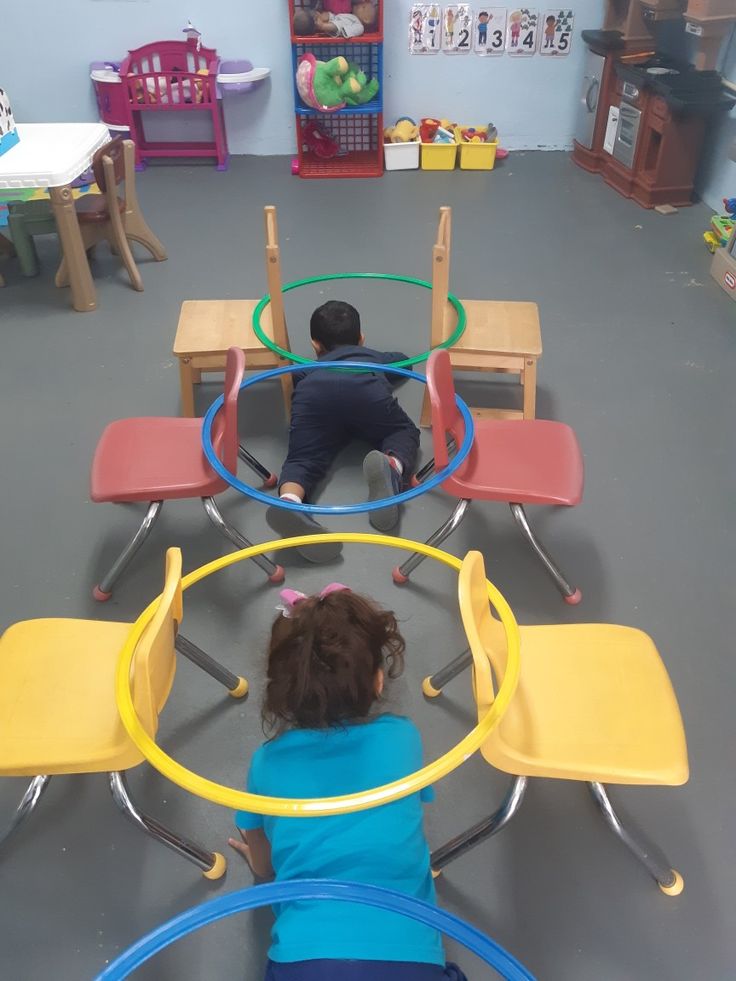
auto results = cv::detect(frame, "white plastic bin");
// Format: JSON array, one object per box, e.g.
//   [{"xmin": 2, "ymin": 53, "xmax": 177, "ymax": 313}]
[{"xmin": 384, "ymin": 141, "xmax": 420, "ymax": 171}]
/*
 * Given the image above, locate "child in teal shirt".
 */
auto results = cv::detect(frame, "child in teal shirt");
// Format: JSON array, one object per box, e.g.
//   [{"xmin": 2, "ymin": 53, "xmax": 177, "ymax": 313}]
[{"xmin": 230, "ymin": 584, "xmax": 468, "ymax": 980}]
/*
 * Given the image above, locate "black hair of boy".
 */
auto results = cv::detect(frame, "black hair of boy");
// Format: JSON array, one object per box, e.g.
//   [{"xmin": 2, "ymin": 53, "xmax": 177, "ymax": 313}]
[{"xmin": 310, "ymin": 300, "xmax": 362, "ymax": 351}]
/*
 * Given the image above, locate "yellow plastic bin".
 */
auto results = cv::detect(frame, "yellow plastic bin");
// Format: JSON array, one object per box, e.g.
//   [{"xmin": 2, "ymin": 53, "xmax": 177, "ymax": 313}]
[
  {"xmin": 456, "ymin": 132, "xmax": 498, "ymax": 171},
  {"xmin": 421, "ymin": 141, "xmax": 458, "ymax": 171}
]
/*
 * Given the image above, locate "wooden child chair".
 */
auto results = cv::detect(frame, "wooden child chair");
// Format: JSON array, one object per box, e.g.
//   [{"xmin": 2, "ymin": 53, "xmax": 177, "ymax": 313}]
[
  {"xmin": 55, "ymin": 137, "xmax": 167, "ymax": 293},
  {"xmin": 420, "ymin": 206, "xmax": 542, "ymax": 426},
  {"xmin": 173, "ymin": 205, "xmax": 293, "ymax": 418}
]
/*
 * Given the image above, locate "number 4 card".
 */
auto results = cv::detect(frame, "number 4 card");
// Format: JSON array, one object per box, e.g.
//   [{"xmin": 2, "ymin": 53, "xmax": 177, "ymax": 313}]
[
  {"xmin": 506, "ymin": 8, "xmax": 538, "ymax": 55},
  {"xmin": 540, "ymin": 9, "xmax": 574, "ymax": 56},
  {"xmin": 444, "ymin": 5, "xmax": 473, "ymax": 53},
  {"xmin": 474, "ymin": 8, "xmax": 507, "ymax": 56}
]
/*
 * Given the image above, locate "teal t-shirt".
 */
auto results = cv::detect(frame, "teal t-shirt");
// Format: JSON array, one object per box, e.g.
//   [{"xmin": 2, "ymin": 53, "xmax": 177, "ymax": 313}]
[{"xmin": 235, "ymin": 714, "xmax": 444, "ymax": 965}]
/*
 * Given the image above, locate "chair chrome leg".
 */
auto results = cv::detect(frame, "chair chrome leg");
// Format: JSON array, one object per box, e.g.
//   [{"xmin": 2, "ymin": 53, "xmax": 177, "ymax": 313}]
[
  {"xmin": 201, "ymin": 497, "xmax": 284, "ymax": 583},
  {"xmin": 412, "ymin": 437, "xmax": 457, "ymax": 486},
  {"xmin": 587, "ymin": 782, "xmax": 683, "ymax": 895},
  {"xmin": 392, "ymin": 499, "xmax": 470, "ymax": 583},
  {"xmin": 94, "ymin": 501, "xmax": 163, "ymax": 601},
  {"xmin": 431, "ymin": 776, "xmax": 527, "ymax": 873},
  {"xmin": 0, "ymin": 775, "xmax": 51, "ymax": 849},
  {"xmin": 108, "ymin": 772, "xmax": 225, "ymax": 879},
  {"xmin": 175, "ymin": 633, "xmax": 248, "ymax": 697},
  {"xmin": 238, "ymin": 444, "xmax": 277, "ymax": 489},
  {"xmin": 509, "ymin": 503, "xmax": 581, "ymax": 604},
  {"xmin": 422, "ymin": 648, "xmax": 474, "ymax": 698}
]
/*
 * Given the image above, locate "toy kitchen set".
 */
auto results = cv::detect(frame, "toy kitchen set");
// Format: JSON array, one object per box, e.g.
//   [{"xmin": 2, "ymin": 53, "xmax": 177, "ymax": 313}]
[{"xmin": 572, "ymin": 0, "xmax": 735, "ymax": 208}]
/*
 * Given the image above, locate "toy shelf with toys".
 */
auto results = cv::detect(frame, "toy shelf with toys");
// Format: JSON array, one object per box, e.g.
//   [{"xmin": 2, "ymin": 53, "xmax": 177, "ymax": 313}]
[
  {"xmin": 290, "ymin": 1, "xmax": 383, "ymax": 179},
  {"xmin": 289, "ymin": 0, "xmax": 383, "ymax": 45}
]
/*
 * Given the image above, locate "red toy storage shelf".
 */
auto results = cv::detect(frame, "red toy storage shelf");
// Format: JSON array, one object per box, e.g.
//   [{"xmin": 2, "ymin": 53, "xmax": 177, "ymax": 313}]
[
  {"xmin": 288, "ymin": 0, "xmax": 383, "ymax": 43},
  {"xmin": 298, "ymin": 150, "xmax": 383, "ymax": 178},
  {"xmin": 295, "ymin": 112, "xmax": 383, "ymax": 179}
]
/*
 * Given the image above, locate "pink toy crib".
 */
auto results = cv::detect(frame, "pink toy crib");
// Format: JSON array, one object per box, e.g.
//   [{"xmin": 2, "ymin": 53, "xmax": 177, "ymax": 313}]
[{"xmin": 120, "ymin": 39, "xmax": 229, "ymax": 170}]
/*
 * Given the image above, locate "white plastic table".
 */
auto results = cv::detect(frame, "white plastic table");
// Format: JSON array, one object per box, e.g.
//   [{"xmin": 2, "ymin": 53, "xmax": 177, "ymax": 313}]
[{"xmin": 0, "ymin": 123, "xmax": 110, "ymax": 311}]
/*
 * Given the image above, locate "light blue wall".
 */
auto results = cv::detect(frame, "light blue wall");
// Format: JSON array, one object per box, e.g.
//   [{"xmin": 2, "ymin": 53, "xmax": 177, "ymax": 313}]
[
  {"xmin": 4, "ymin": 0, "xmax": 606, "ymax": 154},
  {"xmin": 696, "ymin": 30, "xmax": 736, "ymax": 212}
]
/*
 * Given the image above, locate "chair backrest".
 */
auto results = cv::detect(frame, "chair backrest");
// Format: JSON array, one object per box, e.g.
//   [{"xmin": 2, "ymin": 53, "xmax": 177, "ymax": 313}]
[
  {"xmin": 211, "ymin": 346, "xmax": 245, "ymax": 477},
  {"xmin": 93, "ymin": 137, "xmax": 126, "ymax": 192},
  {"xmin": 458, "ymin": 551, "xmax": 510, "ymax": 718},
  {"xmin": 131, "ymin": 548, "xmax": 184, "ymax": 735},
  {"xmin": 430, "ymin": 206, "xmax": 452, "ymax": 348},
  {"xmin": 427, "ymin": 348, "xmax": 467, "ymax": 471},
  {"xmin": 263, "ymin": 205, "xmax": 292, "ymax": 356}
]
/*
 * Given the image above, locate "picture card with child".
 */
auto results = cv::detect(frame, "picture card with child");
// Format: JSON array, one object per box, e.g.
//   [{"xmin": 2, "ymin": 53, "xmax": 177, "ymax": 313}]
[
  {"xmin": 443, "ymin": 5, "xmax": 473, "ymax": 53},
  {"xmin": 505, "ymin": 8, "xmax": 539, "ymax": 55},
  {"xmin": 539, "ymin": 9, "xmax": 574, "ymax": 55},
  {"xmin": 474, "ymin": 8, "xmax": 507, "ymax": 55},
  {"xmin": 409, "ymin": 4, "xmax": 442, "ymax": 53}
]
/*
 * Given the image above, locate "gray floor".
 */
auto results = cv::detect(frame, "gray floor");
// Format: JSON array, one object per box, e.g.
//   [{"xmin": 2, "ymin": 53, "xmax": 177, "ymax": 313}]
[{"xmin": 1, "ymin": 152, "xmax": 735, "ymax": 981}]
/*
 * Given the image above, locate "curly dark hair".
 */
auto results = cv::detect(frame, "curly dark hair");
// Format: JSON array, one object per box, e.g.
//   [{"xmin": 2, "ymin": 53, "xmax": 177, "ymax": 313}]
[{"xmin": 263, "ymin": 590, "xmax": 405, "ymax": 735}]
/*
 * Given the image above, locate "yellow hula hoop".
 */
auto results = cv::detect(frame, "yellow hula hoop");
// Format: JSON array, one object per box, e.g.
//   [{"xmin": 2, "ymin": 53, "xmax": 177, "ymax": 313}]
[{"xmin": 115, "ymin": 533, "xmax": 520, "ymax": 818}]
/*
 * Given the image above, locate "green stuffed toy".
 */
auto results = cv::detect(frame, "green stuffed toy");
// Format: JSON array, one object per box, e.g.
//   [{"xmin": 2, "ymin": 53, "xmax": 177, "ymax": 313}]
[
  {"xmin": 343, "ymin": 62, "xmax": 379, "ymax": 106},
  {"xmin": 295, "ymin": 53, "xmax": 378, "ymax": 111}
]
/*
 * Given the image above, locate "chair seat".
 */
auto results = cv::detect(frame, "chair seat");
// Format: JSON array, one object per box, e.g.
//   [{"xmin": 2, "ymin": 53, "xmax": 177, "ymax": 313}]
[
  {"xmin": 90, "ymin": 417, "xmax": 226, "ymax": 503},
  {"xmin": 447, "ymin": 419, "xmax": 584, "ymax": 505},
  {"xmin": 0, "ymin": 619, "xmax": 144, "ymax": 776},
  {"xmin": 76, "ymin": 194, "xmax": 126, "ymax": 224},
  {"xmin": 485, "ymin": 623, "xmax": 689, "ymax": 786}
]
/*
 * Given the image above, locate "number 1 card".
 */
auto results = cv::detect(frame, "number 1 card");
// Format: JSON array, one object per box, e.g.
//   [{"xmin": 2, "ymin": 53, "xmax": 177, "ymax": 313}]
[
  {"xmin": 506, "ymin": 8, "xmax": 538, "ymax": 55},
  {"xmin": 444, "ymin": 5, "xmax": 473, "ymax": 53},
  {"xmin": 539, "ymin": 9, "xmax": 574, "ymax": 55},
  {"xmin": 474, "ymin": 8, "xmax": 507, "ymax": 56}
]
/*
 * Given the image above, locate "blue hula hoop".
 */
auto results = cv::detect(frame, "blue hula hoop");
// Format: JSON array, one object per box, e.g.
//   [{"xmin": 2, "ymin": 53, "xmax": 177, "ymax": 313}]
[
  {"xmin": 201, "ymin": 362, "xmax": 474, "ymax": 516},
  {"xmin": 94, "ymin": 879, "xmax": 536, "ymax": 981}
]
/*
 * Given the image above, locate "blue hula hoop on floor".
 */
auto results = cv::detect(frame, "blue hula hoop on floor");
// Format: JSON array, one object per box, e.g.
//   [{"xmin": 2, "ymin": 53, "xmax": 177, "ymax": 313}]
[
  {"xmin": 201, "ymin": 362, "xmax": 474, "ymax": 516},
  {"xmin": 93, "ymin": 880, "xmax": 536, "ymax": 981}
]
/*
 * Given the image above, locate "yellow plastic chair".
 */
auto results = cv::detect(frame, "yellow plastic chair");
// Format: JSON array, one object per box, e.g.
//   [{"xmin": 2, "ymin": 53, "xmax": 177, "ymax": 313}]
[
  {"xmin": 424, "ymin": 551, "xmax": 689, "ymax": 895},
  {"xmin": 0, "ymin": 548, "xmax": 247, "ymax": 879}
]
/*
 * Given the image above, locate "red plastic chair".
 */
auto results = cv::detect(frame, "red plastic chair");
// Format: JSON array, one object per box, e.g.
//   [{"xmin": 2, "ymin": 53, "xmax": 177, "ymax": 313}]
[
  {"xmin": 90, "ymin": 347, "xmax": 284, "ymax": 601},
  {"xmin": 394, "ymin": 348, "xmax": 584, "ymax": 603}
]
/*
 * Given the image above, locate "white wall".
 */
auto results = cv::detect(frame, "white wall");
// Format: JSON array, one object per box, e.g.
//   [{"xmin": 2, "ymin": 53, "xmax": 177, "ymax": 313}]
[{"xmin": 4, "ymin": 0, "xmax": 604, "ymax": 154}]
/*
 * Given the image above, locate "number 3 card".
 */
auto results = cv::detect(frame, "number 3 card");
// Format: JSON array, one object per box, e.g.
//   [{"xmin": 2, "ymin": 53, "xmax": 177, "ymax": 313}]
[
  {"xmin": 539, "ymin": 9, "xmax": 574, "ymax": 55},
  {"xmin": 506, "ymin": 8, "xmax": 538, "ymax": 55},
  {"xmin": 444, "ymin": 4, "xmax": 473, "ymax": 53},
  {"xmin": 474, "ymin": 8, "xmax": 507, "ymax": 56}
]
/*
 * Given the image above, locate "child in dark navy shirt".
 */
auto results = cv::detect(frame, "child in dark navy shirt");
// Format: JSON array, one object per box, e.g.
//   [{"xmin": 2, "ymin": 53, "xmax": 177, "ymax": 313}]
[{"xmin": 266, "ymin": 301, "xmax": 420, "ymax": 563}]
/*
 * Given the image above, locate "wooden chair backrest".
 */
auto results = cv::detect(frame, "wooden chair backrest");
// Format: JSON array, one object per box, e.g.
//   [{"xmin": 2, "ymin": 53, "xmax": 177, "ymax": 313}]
[
  {"xmin": 430, "ymin": 206, "xmax": 453, "ymax": 347},
  {"xmin": 263, "ymin": 205, "xmax": 292, "ymax": 356},
  {"xmin": 93, "ymin": 137, "xmax": 125, "ymax": 192}
]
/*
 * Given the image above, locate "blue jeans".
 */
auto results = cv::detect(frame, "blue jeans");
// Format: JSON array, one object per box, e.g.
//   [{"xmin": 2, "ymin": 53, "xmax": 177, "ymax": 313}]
[{"xmin": 265, "ymin": 962, "xmax": 468, "ymax": 980}]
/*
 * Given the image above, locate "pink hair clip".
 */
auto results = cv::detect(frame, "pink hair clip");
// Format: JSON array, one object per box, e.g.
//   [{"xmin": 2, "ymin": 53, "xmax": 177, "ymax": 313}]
[{"xmin": 277, "ymin": 583, "xmax": 350, "ymax": 618}]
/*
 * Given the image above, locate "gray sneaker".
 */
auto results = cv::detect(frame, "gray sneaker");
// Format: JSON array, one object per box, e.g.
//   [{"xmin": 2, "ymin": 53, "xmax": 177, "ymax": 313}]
[
  {"xmin": 266, "ymin": 504, "xmax": 342, "ymax": 564},
  {"xmin": 363, "ymin": 450, "xmax": 400, "ymax": 532}
]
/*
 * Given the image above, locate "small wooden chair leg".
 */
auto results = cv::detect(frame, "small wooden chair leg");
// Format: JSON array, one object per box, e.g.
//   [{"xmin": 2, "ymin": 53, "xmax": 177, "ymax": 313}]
[
  {"xmin": 279, "ymin": 372, "xmax": 293, "ymax": 422},
  {"xmin": 522, "ymin": 358, "xmax": 537, "ymax": 419},
  {"xmin": 420, "ymin": 388, "xmax": 432, "ymax": 428},
  {"xmin": 179, "ymin": 359, "xmax": 196, "ymax": 417}
]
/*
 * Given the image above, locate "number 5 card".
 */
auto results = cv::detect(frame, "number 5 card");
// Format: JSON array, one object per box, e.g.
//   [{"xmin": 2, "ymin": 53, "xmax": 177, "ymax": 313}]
[
  {"xmin": 474, "ymin": 8, "xmax": 507, "ymax": 56},
  {"xmin": 506, "ymin": 8, "xmax": 538, "ymax": 55},
  {"xmin": 539, "ymin": 9, "xmax": 574, "ymax": 55}
]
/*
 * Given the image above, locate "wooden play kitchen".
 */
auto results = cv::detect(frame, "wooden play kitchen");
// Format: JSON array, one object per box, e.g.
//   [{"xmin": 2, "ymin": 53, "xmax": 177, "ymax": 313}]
[{"xmin": 571, "ymin": 0, "xmax": 735, "ymax": 208}]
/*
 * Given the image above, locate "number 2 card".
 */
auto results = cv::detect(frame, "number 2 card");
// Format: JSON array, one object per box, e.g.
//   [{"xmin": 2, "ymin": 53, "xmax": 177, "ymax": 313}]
[
  {"xmin": 506, "ymin": 8, "xmax": 538, "ymax": 55},
  {"xmin": 539, "ymin": 9, "xmax": 574, "ymax": 56},
  {"xmin": 474, "ymin": 7, "xmax": 507, "ymax": 56},
  {"xmin": 444, "ymin": 4, "xmax": 473, "ymax": 53}
]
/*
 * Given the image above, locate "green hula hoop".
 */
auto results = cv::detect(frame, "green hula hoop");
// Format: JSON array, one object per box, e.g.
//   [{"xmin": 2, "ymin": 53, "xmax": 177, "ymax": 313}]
[{"xmin": 252, "ymin": 272, "xmax": 466, "ymax": 368}]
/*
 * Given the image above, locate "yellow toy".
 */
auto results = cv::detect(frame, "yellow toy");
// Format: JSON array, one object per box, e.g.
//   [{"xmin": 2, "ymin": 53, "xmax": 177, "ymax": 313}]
[{"xmin": 384, "ymin": 117, "xmax": 420, "ymax": 143}]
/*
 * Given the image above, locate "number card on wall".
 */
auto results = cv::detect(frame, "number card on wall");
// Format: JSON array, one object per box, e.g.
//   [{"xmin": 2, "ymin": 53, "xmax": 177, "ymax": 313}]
[
  {"xmin": 409, "ymin": 4, "xmax": 442, "ymax": 53},
  {"xmin": 540, "ymin": 9, "xmax": 574, "ymax": 55},
  {"xmin": 506, "ymin": 8, "xmax": 538, "ymax": 55},
  {"xmin": 474, "ymin": 8, "xmax": 507, "ymax": 55},
  {"xmin": 444, "ymin": 5, "xmax": 473, "ymax": 53}
]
